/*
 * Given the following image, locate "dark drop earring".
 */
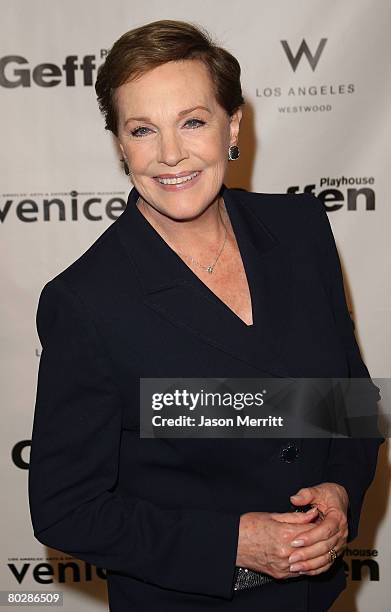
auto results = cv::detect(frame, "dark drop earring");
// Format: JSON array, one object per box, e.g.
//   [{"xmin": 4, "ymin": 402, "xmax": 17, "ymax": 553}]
[{"xmin": 228, "ymin": 145, "xmax": 240, "ymax": 161}]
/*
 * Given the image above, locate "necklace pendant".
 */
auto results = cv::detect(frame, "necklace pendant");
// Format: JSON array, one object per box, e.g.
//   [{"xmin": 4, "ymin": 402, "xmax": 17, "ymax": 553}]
[{"xmin": 206, "ymin": 265, "xmax": 214, "ymax": 274}]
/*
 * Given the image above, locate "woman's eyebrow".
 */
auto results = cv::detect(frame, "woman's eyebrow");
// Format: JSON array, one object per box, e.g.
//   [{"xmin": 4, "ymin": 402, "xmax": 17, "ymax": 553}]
[
  {"xmin": 178, "ymin": 105, "xmax": 211, "ymax": 117},
  {"xmin": 124, "ymin": 105, "xmax": 211, "ymax": 126}
]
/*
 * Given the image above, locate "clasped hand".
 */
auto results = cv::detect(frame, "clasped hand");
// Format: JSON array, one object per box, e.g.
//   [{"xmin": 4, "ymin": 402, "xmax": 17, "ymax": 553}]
[{"xmin": 236, "ymin": 482, "xmax": 349, "ymax": 579}]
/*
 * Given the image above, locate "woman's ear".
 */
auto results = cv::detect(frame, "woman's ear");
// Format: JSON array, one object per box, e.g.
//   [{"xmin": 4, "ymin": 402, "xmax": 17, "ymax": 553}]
[
  {"xmin": 229, "ymin": 107, "xmax": 242, "ymax": 145},
  {"xmin": 116, "ymin": 140, "xmax": 130, "ymax": 175},
  {"xmin": 118, "ymin": 141, "xmax": 125, "ymax": 159}
]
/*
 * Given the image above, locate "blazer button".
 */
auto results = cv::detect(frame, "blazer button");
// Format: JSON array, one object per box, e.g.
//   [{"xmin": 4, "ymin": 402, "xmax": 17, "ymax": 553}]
[{"xmin": 280, "ymin": 442, "xmax": 299, "ymax": 463}]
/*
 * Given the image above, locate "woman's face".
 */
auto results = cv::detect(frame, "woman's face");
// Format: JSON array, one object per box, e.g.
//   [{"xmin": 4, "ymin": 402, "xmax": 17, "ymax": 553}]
[{"xmin": 116, "ymin": 59, "xmax": 242, "ymax": 221}]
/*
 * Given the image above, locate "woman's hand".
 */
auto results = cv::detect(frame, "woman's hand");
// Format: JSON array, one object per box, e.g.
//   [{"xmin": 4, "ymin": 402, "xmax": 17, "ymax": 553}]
[
  {"xmin": 236, "ymin": 507, "xmax": 320, "ymax": 579},
  {"xmin": 287, "ymin": 482, "xmax": 349, "ymax": 576}
]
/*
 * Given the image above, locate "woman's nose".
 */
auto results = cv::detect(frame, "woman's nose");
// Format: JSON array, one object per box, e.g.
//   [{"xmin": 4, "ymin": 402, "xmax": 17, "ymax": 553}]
[{"xmin": 158, "ymin": 130, "xmax": 187, "ymax": 166}]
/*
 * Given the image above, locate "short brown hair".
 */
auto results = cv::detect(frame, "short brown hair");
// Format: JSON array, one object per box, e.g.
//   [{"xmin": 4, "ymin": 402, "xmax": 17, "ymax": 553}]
[{"xmin": 95, "ymin": 19, "xmax": 244, "ymax": 136}]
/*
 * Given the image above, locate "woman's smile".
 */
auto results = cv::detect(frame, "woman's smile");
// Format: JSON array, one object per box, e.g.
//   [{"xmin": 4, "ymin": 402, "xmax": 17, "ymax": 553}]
[{"xmin": 152, "ymin": 170, "xmax": 202, "ymax": 190}]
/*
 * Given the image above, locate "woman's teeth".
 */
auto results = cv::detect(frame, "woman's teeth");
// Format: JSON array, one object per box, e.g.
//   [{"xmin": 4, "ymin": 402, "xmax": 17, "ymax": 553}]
[{"xmin": 156, "ymin": 171, "xmax": 199, "ymax": 185}]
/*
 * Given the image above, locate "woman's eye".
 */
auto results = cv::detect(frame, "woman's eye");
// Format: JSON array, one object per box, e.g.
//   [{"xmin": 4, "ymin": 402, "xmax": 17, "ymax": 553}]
[
  {"xmin": 130, "ymin": 126, "xmax": 152, "ymax": 137},
  {"xmin": 184, "ymin": 118, "xmax": 206, "ymax": 129},
  {"xmin": 130, "ymin": 119, "xmax": 205, "ymax": 137}
]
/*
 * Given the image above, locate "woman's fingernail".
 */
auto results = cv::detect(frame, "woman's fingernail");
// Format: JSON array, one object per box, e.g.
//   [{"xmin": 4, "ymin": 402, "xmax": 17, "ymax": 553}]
[
  {"xmin": 290, "ymin": 564, "xmax": 302, "ymax": 572},
  {"xmin": 289, "ymin": 554, "xmax": 300, "ymax": 563},
  {"xmin": 291, "ymin": 539, "xmax": 305, "ymax": 547}
]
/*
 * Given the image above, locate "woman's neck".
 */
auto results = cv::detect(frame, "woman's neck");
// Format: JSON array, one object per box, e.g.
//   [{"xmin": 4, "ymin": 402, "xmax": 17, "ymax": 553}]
[{"xmin": 136, "ymin": 195, "xmax": 231, "ymax": 259}]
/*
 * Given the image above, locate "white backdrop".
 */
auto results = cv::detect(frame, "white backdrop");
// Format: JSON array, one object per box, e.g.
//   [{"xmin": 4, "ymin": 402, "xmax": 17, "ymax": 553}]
[{"xmin": 1, "ymin": 0, "xmax": 390, "ymax": 610}]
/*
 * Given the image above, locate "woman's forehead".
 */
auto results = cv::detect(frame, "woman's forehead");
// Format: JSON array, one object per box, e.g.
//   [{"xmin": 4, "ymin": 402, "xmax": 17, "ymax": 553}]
[{"xmin": 115, "ymin": 60, "xmax": 217, "ymax": 114}]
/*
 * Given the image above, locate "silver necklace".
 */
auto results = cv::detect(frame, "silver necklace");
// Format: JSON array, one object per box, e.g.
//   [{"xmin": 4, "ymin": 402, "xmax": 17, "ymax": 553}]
[{"xmin": 175, "ymin": 202, "xmax": 228, "ymax": 274}]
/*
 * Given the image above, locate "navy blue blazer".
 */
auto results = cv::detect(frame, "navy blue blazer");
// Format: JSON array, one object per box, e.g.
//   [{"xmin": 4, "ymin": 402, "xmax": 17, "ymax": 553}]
[{"xmin": 28, "ymin": 185, "xmax": 382, "ymax": 611}]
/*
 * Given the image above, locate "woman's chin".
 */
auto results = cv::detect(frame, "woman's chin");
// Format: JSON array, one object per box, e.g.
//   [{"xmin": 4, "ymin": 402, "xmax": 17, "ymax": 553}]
[{"xmin": 154, "ymin": 205, "xmax": 210, "ymax": 222}]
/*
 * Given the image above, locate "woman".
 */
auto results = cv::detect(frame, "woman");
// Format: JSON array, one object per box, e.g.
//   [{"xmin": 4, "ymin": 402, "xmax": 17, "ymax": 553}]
[{"xmin": 28, "ymin": 20, "xmax": 382, "ymax": 611}]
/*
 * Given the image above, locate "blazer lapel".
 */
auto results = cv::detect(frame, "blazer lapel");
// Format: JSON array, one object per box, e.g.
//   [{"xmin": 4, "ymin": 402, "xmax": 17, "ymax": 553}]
[
  {"xmin": 116, "ymin": 185, "xmax": 292, "ymax": 376},
  {"xmin": 222, "ymin": 187, "xmax": 292, "ymax": 375}
]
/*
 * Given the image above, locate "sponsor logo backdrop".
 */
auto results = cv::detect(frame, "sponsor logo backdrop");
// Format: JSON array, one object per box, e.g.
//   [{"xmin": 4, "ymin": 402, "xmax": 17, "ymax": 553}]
[{"xmin": 1, "ymin": 1, "xmax": 390, "ymax": 610}]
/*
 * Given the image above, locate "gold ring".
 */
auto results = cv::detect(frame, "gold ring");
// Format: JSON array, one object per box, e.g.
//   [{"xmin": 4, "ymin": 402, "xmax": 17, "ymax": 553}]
[{"xmin": 328, "ymin": 548, "xmax": 337, "ymax": 563}]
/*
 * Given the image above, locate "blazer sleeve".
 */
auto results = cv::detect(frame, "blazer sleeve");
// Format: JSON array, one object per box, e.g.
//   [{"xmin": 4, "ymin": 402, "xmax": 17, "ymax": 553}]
[
  {"xmin": 28, "ymin": 277, "xmax": 240, "ymax": 599},
  {"xmin": 305, "ymin": 193, "xmax": 384, "ymax": 542}
]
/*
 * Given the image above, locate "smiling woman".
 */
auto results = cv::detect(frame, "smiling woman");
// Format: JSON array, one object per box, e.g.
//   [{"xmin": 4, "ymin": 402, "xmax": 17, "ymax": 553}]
[
  {"xmin": 101, "ymin": 45, "xmax": 252, "ymax": 323},
  {"xmin": 114, "ymin": 59, "xmax": 241, "ymax": 225},
  {"xmin": 28, "ymin": 18, "xmax": 383, "ymax": 612}
]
